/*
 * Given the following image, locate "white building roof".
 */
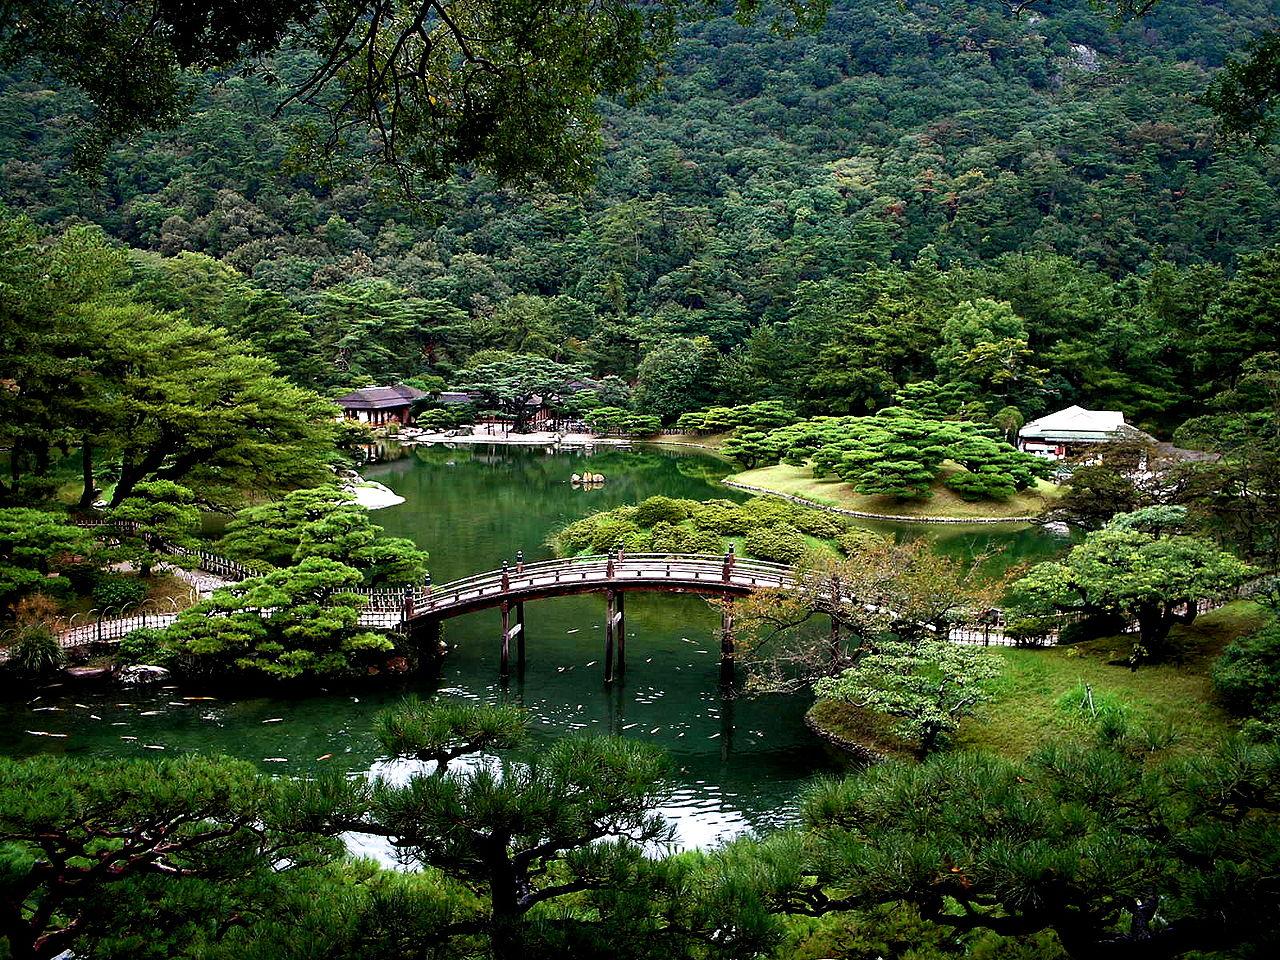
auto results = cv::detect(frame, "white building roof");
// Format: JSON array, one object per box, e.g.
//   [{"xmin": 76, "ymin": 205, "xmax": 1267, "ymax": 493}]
[{"xmin": 1019, "ymin": 405, "xmax": 1127, "ymax": 442}]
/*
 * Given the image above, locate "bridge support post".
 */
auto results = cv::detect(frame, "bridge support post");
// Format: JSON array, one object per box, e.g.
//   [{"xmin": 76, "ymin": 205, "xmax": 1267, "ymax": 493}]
[
  {"xmin": 720, "ymin": 601, "xmax": 736, "ymax": 685},
  {"xmin": 604, "ymin": 590, "xmax": 616, "ymax": 684},
  {"xmin": 500, "ymin": 601, "xmax": 511, "ymax": 678},
  {"xmin": 615, "ymin": 591, "xmax": 626, "ymax": 674},
  {"xmin": 515, "ymin": 602, "xmax": 525, "ymax": 671}
]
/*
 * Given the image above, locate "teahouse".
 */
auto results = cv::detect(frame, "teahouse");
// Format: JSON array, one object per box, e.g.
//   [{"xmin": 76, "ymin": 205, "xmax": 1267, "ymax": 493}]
[
  {"xmin": 335, "ymin": 384, "xmax": 428, "ymax": 426},
  {"xmin": 1017, "ymin": 404, "xmax": 1139, "ymax": 460}
]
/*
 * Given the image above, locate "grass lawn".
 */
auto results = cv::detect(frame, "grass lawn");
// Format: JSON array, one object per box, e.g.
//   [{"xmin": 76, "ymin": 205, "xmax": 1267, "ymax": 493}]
[
  {"xmin": 807, "ymin": 699, "xmax": 918, "ymax": 761},
  {"xmin": 727, "ymin": 462, "xmax": 1063, "ymax": 520},
  {"xmin": 806, "ymin": 602, "xmax": 1272, "ymax": 763},
  {"xmin": 956, "ymin": 601, "xmax": 1273, "ymax": 758}
]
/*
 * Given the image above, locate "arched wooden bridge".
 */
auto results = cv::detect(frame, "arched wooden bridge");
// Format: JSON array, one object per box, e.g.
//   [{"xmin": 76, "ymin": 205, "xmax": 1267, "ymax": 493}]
[{"xmin": 368, "ymin": 551, "xmax": 792, "ymax": 682}]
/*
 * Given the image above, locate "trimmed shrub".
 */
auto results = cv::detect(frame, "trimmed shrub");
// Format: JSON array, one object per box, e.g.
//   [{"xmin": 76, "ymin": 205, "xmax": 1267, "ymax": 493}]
[
  {"xmin": 740, "ymin": 497, "xmax": 800, "ymax": 527},
  {"xmin": 92, "ymin": 573, "xmax": 149, "ymax": 610},
  {"xmin": 836, "ymin": 528, "xmax": 885, "ymax": 556},
  {"xmin": 648, "ymin": 521, "xmax": 691, "ymax": 554},
  {"xmin": 789, "ymin": 508, "xmax": 847, "ymax": 539},
  {"xmin": 1213, "ymin": 623, "xmax": 1280, "ymax": 721},
  {"xmin": 634, "ymin": 496, "xmax": 693, "ymax": 527},
  {"xmin": 580, "ymin": 516, "xmax": 645, "ymax": 553},
  {"xmin": 689, "ymin": 500, "xmax": 750, "ymax": 534},
  {"xmin": 743, "ymin": 523, "xmax": 809, "ymax": 564},
  {"xmin": 686, "ymin": 529, "xmax": 727, "ymax": 554},
  {"xmin": 945, "ymin": 469, "xmax": 1017, "ymax": 501}
]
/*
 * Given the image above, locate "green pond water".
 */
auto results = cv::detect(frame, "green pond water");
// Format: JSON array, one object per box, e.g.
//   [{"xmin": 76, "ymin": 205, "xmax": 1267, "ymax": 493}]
[{"xmin": 0, "ymin": 443, "xmax": 1071, "ymax": 848}]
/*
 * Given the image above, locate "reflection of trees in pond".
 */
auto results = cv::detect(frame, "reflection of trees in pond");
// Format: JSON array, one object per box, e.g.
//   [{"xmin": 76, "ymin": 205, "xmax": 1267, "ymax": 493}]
[
  {"xmin": 412, "ymin": 444, "xmax": 472, "ymax": 466},
  {"xmin": 673, "ymin": 455, "xmax": 735, "ymax": 485},
  {"xmin": 358, "ymin": 440, "xmax": 410, "ymax": 463}
]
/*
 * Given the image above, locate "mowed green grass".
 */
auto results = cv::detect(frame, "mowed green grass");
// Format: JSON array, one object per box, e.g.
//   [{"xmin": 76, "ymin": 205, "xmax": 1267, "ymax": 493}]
[
  {"xmin": 806, "ymin": 602, "xmax": 1271, "ymax": 762},
  {"xmin": 956, "ymin": 601, "xmax": 1273, "ymax": 758},
  {"xmin": 726, "ymin": 462, "xmax": 1063, "ymax": 520}
]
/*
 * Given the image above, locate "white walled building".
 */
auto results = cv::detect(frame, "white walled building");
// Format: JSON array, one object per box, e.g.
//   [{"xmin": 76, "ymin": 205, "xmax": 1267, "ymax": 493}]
[{"xmin": 1017, "ymin": 405, "xmax": 1135, "ymax": 460}]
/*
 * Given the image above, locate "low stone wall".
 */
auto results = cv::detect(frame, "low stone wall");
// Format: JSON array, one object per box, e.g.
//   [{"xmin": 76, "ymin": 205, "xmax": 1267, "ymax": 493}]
[
  {"xmin": 804, "ymin": 707, "xmax": 890, "ymax": 767},
  {"xmin": 720, "ymin": 480, "xmax": 1042, "ymax": 525}
]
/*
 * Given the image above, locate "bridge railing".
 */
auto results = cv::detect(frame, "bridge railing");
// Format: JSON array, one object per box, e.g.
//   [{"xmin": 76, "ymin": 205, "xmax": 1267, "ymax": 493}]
[{"xmin": 408, "ymin": 553, "xmax": 796, "ymax": 618}]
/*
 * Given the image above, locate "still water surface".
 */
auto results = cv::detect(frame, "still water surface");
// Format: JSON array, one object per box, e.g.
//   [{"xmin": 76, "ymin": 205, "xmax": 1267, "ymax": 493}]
[{"xmin": 0, "ymin": 444, "xmax": 1068, "ymax": 846}]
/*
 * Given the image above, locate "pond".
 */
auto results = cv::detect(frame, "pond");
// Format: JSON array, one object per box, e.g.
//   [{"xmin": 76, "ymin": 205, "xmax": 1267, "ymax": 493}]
[{"xmin": 0, "ymin": 443, "xmax": 1071, "ymax": 847}]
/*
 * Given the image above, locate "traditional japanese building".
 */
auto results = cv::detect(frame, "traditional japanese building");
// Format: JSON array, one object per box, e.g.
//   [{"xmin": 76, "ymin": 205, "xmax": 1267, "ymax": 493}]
[
  {"xmin": 335, "ymin": 384, "xmax": 428, "ymax": 425},
  {"xmin": 1017, "ymin": 404, "xmax": 1139, "ymax": 460}
]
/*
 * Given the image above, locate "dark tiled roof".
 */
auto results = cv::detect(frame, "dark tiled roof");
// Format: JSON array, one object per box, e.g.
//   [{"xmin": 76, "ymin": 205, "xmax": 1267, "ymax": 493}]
[
  {"xmin": 437, "ymin": 391, "xmax": 476, "ymax": 405},
  {"xmin": 335, "ymin": 384, "xmax": 428, "ymax": 409}
]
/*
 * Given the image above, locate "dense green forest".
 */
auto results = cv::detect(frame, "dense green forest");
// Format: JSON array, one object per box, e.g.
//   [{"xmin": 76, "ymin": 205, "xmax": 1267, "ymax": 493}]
[
  {"xmin": 2, "ymin": 0, "xmax": 1278, "ymax": 439},
  {"xmin": 4, "ymin": 2, "xmax": 1280, "ymax": 959}
]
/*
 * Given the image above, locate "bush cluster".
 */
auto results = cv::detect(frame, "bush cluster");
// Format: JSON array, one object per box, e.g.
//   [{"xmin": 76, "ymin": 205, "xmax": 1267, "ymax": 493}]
[
  {"xmin": 91, "ymin": 573, "xmax": 149, "ymax": 610},
  {"xmin": 1213, "ymin": 623, "xmax": 1280, "ymax": 734},
  {"xmin": 554, "ymin": 494, "xmax": 856, "ymax": 562},
  {"xmin": 743, "ymin": 523, "xmax": 809, "ymax": 564}
]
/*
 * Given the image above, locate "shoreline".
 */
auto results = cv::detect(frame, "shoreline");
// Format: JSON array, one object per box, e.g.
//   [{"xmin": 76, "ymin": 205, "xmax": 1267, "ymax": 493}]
[{"xmin": 394, "ymin": 430, "xmax": 633, "ymax": 448}]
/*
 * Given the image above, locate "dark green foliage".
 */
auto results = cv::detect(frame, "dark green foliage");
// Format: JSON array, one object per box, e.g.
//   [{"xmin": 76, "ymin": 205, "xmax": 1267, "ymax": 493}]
[
  {"xmin": 584, "ymin": 406, "xmax": 661, "ymax": 436},
  {"xmin": 1208, "ymin": 29, "xmax": 1280, "ymax": 146},
  {"xmin": 788, "ymin": 508, "xmax": 846, "ymax": 539},
  {"xmin": 555, "ymin": 495, "xmax": 849, "ymax": 563},
  {"xmin": 735, "ymin": 411, "xmax": 1049, "ymax": 501},
  {"xmin": 943, "ymin": 468, "xmax": 1017, "ymax": 501},
  {"xmin": 633, "ymin": 337, "xmax": 719, "ymax": 422},
  {"xmin": 115, "ymin": 627, "xmax": 171, "ymax": 667},
  {"xmin": 553, "ymin": 508, "xmax": 647, "ymax": 554},
  {"xmin": 151, "ymin": 557, "xmax": 395, "ymax": 681},
  {"xmin": 0, "ymin": 508, "xmax": 95, "ymax": 610},
  {"xmin": 633, "ymin": 496, "xmax": 692, "ymax": 527},
  {"xmin": 1213, "ymin": 622, "xmax": 1280, "ymax": 728},
  {"xmin": 90, "ymin": 573, "xmax": 148, "ymax": 610},
  {"xmin": 5, "ymin": 623, "xmax": 65, "ymax": 678},
  {"xmin": 456, "ymin": 353, "xmax": 593, "ymax": 432},
  {"xmin": 375, "ymin": 696, "xmax": 528, "ymax": 773},
  {"xmin": 676, "ymin": 400, "xmax": 800, "ymax": 435},
  {"xmin": 690, "ymin": 499, "xmax": 752, "ymax": 535},
  {"xmin": 0, "ymin": 751, "xmax": 340, "ymax": 960},
  {"xmin": 743, "ymin": 523, "xmax": 809, "ymax": 564},
  {"xmin": 104, "ymin": 480, "xmax": 201, "ymax": 577},
  {"xmin": 779, "ymin": 739, "xmax": 1280, "ymax": 960},
  {"xmin": 1009, "ymin": 519, "xmax": 1256, "ymax": 663},
  {"xmin": 0, "ymin": 0, "xmax": 828, "ymax": 189},
  {"xmin": 220, "ymin": 486, "xmax": 429, "ymax": 587},
  {"xmin": 343, "ymin": 698, "xmax": 678, "ymax": 959}
]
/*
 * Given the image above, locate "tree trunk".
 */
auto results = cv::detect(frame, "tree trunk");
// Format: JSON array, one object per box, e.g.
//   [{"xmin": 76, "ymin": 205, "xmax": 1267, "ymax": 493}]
[
  {"xmin": 490, "ymin": 915, "xmax": 525, "ymax": 960},
  {"xmin": 487, "ymin": 852, "xmax": 525, "ymax": 960},
  {"xmin": 78, "ymin": 439, "xmax": 96, "ymax": 509}
]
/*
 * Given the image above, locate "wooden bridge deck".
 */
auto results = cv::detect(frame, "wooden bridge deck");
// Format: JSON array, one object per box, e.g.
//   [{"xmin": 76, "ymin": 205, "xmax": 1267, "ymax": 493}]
[{"xmin": 402, "ymin": 553, "xmax": 793, "ymax": 622}]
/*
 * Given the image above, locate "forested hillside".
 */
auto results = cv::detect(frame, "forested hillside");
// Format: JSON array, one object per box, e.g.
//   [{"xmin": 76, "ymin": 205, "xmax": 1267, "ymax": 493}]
[{"xmin": 2, "ymin": 0, "xmax": 1278, "ymax": 435}]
